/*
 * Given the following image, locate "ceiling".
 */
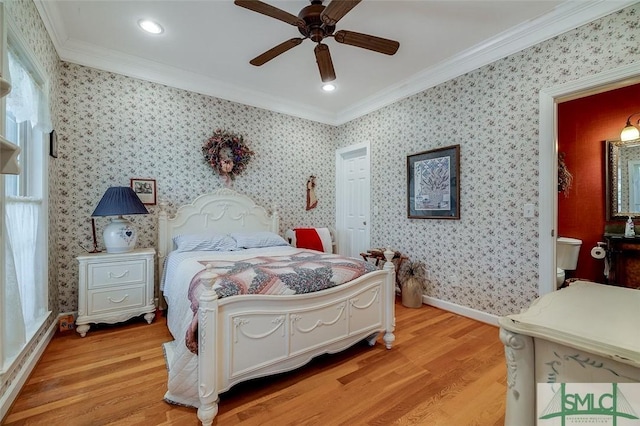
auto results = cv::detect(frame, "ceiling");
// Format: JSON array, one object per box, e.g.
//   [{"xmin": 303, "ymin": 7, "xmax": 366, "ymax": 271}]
[{"xmin": 34, "ymin": 1, "xmax": 635, "ymax": 125}]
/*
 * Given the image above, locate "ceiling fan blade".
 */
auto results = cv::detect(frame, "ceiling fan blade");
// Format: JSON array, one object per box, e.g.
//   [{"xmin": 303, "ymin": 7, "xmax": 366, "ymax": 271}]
[
  {"xmin": 320, "ymin": 0, "xmax": 361, "ymax": 26},
  {"xmin": 234, "ymin": 0, "xmax": 305, "ymax": 28},
  {"xmin": 250, "ymin": 38, "xmax": 304, "ymax": 66},
  {"xmin": 334, "ymin": 30, "xmax": 399, "ymax": 55},
  {"xmin": 314, "ymin": 43, "xmax": 336, "ymax": 83}
]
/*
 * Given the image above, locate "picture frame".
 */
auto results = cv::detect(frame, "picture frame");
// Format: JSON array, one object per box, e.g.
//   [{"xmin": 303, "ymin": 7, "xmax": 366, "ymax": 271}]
[
  {"xmin": 130, "ymin": 178, "xmax": 157, "ymax": 205},
  {"xmin": 407, "ymin": 145, "xmax": 460, "ymax": 219},
  {"xmin": 49, "ymin": 130, "xmax": 58, "ymax": 158}
]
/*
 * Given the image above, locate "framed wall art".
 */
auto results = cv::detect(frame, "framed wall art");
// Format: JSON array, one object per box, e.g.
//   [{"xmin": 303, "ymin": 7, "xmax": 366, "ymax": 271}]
[
  {"xmin": 130, "ymin": 178, "xmax": 157, "ymax": 205},
  {"xmin": 407, "ymin": 145, "xmax": 460, "ymax": 219}
]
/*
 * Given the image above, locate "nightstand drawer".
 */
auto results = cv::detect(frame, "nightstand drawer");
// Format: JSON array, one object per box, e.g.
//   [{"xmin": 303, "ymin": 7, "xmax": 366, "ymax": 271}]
[
  {"xmin": 88, "ymin": 285, "xmax": 145, "ymax": 314},
  {"xmin": 88, "ymin": 259, "xmax": 147, "ymax": 289}
]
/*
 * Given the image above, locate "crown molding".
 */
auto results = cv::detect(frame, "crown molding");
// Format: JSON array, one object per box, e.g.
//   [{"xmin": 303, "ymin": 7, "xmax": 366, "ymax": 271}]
[
  {"xmin": 335, "ymin": 0, "xmax": 639, "ymax": 125},
  {"xmin": 33, "ymin": 0, "xmax": 338, "ymax": 125},
  {"xmin": 34, "ymin": 0, "xmax": 636, "ymax": 127},
  {"xmin": 61, "ymin": 37, "xmax": 338, "ymax": 125},
  {"xmin": 33, "ymin": 0, "xmax": 68, "ymax": 52}
]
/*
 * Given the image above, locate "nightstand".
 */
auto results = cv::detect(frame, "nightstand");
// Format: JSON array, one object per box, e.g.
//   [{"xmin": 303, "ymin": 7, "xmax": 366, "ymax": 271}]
[{"xmin": 76, "ymin": 248, "xmax": 155, "ymax": 337}]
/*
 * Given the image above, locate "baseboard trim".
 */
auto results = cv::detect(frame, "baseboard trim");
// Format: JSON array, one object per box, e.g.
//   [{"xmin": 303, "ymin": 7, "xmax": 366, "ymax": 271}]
[
  {"xmin": 422, "ymin": 295, "xmax": 500, "ymax": 326},
  {"xmin": 0, "ymin": 317, "xmax": 57, "ymax": 422}
]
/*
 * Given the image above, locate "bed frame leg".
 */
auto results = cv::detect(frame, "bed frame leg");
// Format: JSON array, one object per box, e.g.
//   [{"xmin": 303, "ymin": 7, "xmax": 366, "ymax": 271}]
[
  {"xmin": 383, "ymin": 331, "xmax": 395, "ymax": 349},
  {"xmin": 382, "ymin": 249, "xmax": 396, "ymax": 349},
  {"xmin": 198, "ymin": 266, "xmax": 220, "ymax": 426},
  {"xmin": 197, "ymin": 402, "xmax": 218, "ymax": 426}
]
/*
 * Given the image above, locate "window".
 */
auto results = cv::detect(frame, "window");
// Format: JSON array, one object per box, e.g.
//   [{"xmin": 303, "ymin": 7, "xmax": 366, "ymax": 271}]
[
  {"xmin": 5, "ymin": 100, "xmax": 34, "ymax": 197},
  {"xmin": 1, "ymin": 28, "xmax": 51, "ymax": 369}
]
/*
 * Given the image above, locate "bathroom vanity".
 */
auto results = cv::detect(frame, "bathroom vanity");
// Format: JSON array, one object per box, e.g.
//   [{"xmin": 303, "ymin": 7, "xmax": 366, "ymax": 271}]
[
  {"xmin": 604, "ymin": 138, "xmax": 640, "ymax": 288},
  {"xmin": 499, "ymin": 281, "xmax": 640, "ymax": 425},
  {"xmin": 604, "ymin": 233, "xmax": 640, "ymax": 289}
]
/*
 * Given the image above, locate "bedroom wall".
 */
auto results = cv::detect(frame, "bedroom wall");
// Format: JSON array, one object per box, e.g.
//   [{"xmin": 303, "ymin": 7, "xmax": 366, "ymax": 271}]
[
  {"xmin": 335, "ymin": 5, "xmax": 640, "ymax": 316},
  {"xmin": 10, "ymin": 1, "xmax": 640, "ymax": 319},
  {"xmin": 55, "ymin": 64, "xmax": 336, "ymax": 312}
]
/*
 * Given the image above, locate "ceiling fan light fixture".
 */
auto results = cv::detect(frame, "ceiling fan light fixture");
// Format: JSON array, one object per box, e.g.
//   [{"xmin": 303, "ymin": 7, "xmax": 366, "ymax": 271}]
[
  {"xmin": 138, "ymin": 19, "xmax": 164, "ymax": 34},
  {"xmin": 322, "ymin": 83, "xmax": 336, "ymax": 92}
]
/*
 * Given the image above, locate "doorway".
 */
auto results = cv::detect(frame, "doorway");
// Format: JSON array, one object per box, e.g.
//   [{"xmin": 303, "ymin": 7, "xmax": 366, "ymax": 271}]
[
  {"xmin": 539, "ymin": 62, "xmax": 640, "ymax": 295},
  {"xmin": 335, "ymin": 141, "xmax": 371, "ymax": 258}
]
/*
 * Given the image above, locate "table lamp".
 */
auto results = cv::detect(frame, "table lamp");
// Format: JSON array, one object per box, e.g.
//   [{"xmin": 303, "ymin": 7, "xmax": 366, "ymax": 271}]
[{"xmin": 92, "ymin": 186, "xmax": 149, "ymax": 253}]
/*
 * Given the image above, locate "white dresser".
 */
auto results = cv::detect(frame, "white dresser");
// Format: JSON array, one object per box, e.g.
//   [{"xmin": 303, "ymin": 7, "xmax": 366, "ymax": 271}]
[
  {"xmin": 499, "ymin": 282, "xmax": 640, "ymax": 425},
  {"xmin": 76, "ymin": 248, "xmax": 156, "ymax": 337}
]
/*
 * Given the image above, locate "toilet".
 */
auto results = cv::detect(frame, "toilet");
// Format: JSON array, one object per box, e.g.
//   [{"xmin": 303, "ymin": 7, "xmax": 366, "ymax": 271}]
[{"xmin": 556, "ymin": 237, "xmax": 582, "ymax": 288}]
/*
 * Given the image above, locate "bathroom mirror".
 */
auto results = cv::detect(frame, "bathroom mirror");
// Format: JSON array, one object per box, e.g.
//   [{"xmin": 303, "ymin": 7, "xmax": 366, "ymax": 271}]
[{"xmin": 605, "ymin": 138, "xmax": 640, "ymax": 220}]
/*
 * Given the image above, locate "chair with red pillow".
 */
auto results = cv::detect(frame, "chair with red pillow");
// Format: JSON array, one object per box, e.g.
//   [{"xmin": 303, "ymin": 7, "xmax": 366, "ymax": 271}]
[{"xmin": 285, "ymin": 227, "xmax": 334, "ymax": 253}]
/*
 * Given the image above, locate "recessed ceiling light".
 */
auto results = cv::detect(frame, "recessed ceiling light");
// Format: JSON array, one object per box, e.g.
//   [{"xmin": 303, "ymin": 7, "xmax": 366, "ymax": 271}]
[
  {"xmin": 138, "ymin": 19, "xmax": 164, "ymax": 34},
  {"xmin": 322, "ymin": 83, "xmax": 336, "ymax": 92}
]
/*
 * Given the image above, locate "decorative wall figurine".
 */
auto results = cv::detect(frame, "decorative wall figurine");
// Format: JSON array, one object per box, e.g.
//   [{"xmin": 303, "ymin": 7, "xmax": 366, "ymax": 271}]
[{"xmin": 306, "ymin": 175, "xmax": 317, "ymax": 210}]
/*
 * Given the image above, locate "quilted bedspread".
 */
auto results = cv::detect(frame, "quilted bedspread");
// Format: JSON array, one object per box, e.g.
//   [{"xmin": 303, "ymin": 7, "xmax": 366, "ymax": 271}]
[{"xmin": 184, "ymin": 250, "xmax": 376, "ymax": 353}]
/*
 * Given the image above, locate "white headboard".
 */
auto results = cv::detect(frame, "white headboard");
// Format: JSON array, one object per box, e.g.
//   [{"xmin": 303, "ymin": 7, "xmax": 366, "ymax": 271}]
[{"xmin": 157, "ymin": 188, "xmax": 279, "ymax": 264}]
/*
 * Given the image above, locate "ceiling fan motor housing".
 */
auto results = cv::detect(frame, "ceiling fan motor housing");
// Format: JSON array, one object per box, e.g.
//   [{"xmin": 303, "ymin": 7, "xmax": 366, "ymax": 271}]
[{"xmin": 298, "ymin": 1, "xmax": 335, "ymax": 42}]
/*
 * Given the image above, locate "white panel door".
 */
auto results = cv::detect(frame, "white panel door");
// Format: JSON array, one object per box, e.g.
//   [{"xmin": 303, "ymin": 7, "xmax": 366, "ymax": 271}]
[{"xmin": 336, "ymin": 142, "xmax": 370, "ymax": 258}]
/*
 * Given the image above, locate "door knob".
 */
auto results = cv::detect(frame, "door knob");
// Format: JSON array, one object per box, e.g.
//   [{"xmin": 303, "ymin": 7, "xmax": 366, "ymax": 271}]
[{"xmin": 363, "ymin": 221, "xmax": 366, "ymax": 225}]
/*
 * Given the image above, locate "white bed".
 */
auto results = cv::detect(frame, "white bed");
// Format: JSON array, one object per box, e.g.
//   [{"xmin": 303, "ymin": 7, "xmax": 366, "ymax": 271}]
[{"xmin": 157, "ymin": 189, "xmax": 396, "ymax": 426}]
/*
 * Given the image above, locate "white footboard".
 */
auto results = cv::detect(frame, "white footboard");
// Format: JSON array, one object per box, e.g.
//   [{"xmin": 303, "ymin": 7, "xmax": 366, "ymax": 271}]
[{"xmin": 196, "ymin": 250, "xmax": 396, "ymax": 426}]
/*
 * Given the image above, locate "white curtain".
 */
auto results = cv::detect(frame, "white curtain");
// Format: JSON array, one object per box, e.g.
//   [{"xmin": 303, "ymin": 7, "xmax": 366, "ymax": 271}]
[
  {"xmin": 3, "ymin": 237, "xmax": 25, "ymax": 360},
  {"xmin": 1, "ymin": 15, "xmax": 50, "ymax": 369},
  {"xmin": 5, "ymin": 198, "xmax": 42, "ymax": 337},
  {"xmin": 6, "ymin": 49, "xmax": 52, "ymax": 132}
]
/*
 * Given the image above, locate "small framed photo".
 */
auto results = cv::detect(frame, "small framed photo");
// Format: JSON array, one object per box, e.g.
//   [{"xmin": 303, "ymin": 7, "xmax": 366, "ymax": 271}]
[
  {"xmin": 407, "ymin": 145, "xmax": 460, "ymax": 219},
  {"xmin": 130, "ymin": 178, "xmax": 157, "ymax": 205},
  {"xmin": 49, "ymin": 130, "xmax": 58, "ymax": 158}
]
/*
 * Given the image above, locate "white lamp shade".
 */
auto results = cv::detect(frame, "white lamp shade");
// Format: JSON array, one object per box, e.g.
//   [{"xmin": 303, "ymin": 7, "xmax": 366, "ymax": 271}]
[
  {"xmin": 621, "ymin": 124, "xmax": 640, "ymax": 142},
  {"xmin": 103, "ymin": 217, "xmax": 138, "ymax": 253}
]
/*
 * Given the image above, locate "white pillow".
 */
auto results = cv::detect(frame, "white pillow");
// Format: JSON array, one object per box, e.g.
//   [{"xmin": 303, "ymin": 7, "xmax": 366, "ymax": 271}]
[
  {"xmin": 231, "ymin": 231, "xmax": 288, "ymax": 249},
  {"xmin": 173, "ymin": 233, "xmax": 237, "ymax": 252}
]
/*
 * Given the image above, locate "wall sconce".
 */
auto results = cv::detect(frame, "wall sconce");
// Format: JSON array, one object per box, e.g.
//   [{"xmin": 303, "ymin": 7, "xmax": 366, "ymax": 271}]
[
  {"xmin": 621, "ymin": 112, "xmax": 640, "ymax": 142},
  {"xmin": 92, "ymin": 186, "xmax": 149, "ymax": 253}
]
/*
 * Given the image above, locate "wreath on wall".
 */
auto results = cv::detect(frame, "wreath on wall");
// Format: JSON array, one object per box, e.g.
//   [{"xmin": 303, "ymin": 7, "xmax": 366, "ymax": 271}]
[{"xmin": 202, "ymin": 129, "xmax": 254, "ymax": 185}]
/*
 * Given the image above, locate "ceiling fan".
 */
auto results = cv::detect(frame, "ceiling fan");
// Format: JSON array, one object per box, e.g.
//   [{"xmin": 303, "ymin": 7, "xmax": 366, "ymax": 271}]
[{"xmin": 234, "ymin": 0, "xmax": 400, "ymax": 83}]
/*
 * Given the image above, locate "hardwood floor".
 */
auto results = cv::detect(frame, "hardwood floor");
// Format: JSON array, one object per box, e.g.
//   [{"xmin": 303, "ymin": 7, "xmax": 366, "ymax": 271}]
[{"xmin": 3, "ymin": 303, "xmax": 507, "ymax": 425}]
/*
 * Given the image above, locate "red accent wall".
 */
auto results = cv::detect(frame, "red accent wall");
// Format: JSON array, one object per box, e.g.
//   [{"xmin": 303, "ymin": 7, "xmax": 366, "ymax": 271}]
[{"xmin": 558, "ymin": 83, "xmax": 640, "ymax": 282}]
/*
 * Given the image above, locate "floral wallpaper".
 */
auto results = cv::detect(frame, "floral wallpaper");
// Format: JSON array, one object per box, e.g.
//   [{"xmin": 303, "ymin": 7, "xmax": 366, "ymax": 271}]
[
  {"xmin": 337, "ymin": 5, "xmax": 640, "ymax": 316},
  {"xmin": 6, "ymin": 1, "xmax": 640, "ymax": 322},
  {"xmin": 56, "ymin": 64, "xmax": 336, "ymax": 312}
]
